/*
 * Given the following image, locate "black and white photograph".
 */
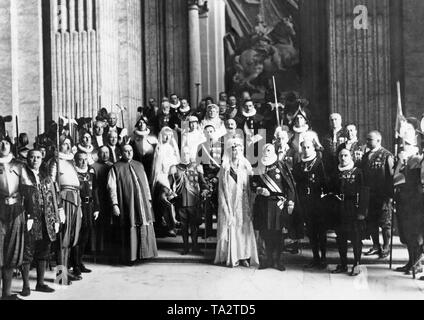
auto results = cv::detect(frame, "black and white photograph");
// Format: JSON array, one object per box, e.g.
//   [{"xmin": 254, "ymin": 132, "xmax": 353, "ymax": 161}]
[{"xmin": 0, "ymin": 0, "xmax": 423, "ymax": 305}]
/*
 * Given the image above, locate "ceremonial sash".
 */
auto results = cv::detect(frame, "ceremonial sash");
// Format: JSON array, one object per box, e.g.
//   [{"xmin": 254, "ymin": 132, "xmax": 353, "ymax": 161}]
[{"xmin": 259, "ymin": 173, "xmax": 286, "ymax": 210}]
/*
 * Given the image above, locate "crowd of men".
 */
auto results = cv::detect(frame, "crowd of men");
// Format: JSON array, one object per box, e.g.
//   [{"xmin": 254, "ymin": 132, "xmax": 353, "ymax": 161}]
[{"xmin": 0, "ymin": 90, "xmax": 423, "ymax": 300}]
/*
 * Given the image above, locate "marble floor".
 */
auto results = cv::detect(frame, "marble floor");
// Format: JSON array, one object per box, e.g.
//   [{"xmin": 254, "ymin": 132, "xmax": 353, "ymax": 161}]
[{"xmin": 11, "ymin": 237, "xmax": 424, "ymax": 300}]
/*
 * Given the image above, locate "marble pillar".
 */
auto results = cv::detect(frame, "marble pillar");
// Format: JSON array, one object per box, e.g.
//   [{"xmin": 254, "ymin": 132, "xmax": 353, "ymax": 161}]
[
  {"xmin": 199, "ymin": 10, "xmax": 211, "ymax": 97},
  {"xmin": 207, "ymin": 0, "xmax": 226, "ymax": 101},
  {"xmin": 0, "ymin": 0, "xmax": 44, "ymax": 143},
  {"xmin": 188, "ymin": 0, "xmax": 202, "ymax": 109}
]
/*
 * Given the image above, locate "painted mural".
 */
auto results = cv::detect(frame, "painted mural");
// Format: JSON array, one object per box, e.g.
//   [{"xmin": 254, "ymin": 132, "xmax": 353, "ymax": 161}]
[{"xmin": 224, "ymin": 0, "xmax": 300, "ymax": 101}]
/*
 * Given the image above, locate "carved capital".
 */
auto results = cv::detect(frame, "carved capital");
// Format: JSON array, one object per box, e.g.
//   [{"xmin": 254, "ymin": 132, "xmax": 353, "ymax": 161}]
[{"xmin": 188, "ymin": 0, "xmax": 209, "ymax": 15}]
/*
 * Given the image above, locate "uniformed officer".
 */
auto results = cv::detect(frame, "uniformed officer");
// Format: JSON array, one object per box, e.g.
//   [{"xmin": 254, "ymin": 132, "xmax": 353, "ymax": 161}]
[
  {"xmin": 293, "ymin": 139, "xmax": 329, "ymax": 269},
  {"xmin": 0, "ymin": 134, "xmax": 25, "ymax": 300},
  {"xmin": 330, "ymin": 149, "xmax": 369, "ymax": 276},
  {"xmin": 72, "ymin": 152, "xmax": 99, "ymax": 276},
  {"xmin": 49, "ymin": 135, "xmax": 83, "ymax": 284},
  {"xmin": 252, "ymin": 145, "xmax": 298, "ymax": 271},
  {"xmin": 166, "ymin": 146, "xmax": 208, "ymax": 255},
  {"xmin": 196, "ymin": 125, "xmax": 223, "ymax": 238},
  {"xmin": 361, "ymin": 131, "xmax": 394, "ymax": 259}
]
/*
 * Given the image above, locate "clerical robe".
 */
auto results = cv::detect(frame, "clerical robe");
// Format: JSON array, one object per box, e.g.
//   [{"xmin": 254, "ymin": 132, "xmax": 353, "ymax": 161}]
[{"xmin": 108, "ymin": 159, "xmax": 158, "ymax": 264}]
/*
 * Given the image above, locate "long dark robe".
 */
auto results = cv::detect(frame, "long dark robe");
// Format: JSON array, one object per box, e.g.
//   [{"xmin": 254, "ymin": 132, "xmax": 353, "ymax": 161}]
[{"xmin": 112, "ymin": 160, "xmax": 158, "ymax": 263}]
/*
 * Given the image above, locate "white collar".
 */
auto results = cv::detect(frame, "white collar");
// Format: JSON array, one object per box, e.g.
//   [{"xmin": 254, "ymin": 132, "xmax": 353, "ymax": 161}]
[
  {"xmin": 78, "ymin": 144, "xmax": 94, "ymax": 154},
  {"xmin": 59, "ymin": 152, "xmax": 74, "ymax": 161},
  {"xmin": 179, "ymin": 106, "xmax": 191, "ymax": 114},
  {"xmin": 346, "ymin": 138, "xmax": 358, "ymax": 144},
  {"xmin": 301, "ymin": 152, "xmax": 317, "ymax": 163},
  {"xmin": 75, "ymin": 166, "xmax": 88, "ymax": 174},
  {"xmin": 261, "ymin": 154, "xmax": 278, "ymax": 167},
  {"xmin": 0, "ymin": 154, "xmax": 13, "ymax": 164},
  {"xmin": 370, "ymin": 146, "xmax": 381, "ymax": 153},
  {"xmin": 338, "ymin": 161, "xmax": 355, "ymax": 172},
  {"xmin": 242, "ymin": 109, "xmax": 257, "ymax": 118},
  {"xmin": 134, "ymin": 129, "xmax": 150, "ymax": 137},
  {"xmin": 170, "ymin": 101, "xmax": 181, "ymax": 109},
  {"xmin": 293, "ymin": 125, "xmax": 309, "ymax": 134}
]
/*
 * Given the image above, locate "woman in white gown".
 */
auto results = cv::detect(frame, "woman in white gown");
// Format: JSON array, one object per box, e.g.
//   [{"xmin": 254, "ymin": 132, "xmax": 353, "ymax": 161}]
[
  {"xmin": 214, "ymin": 138, "xmax": 259, "ymax": 268},
  {"xmin": 151, "ymin": 126, "xmax": 180, "ymax": 237}
]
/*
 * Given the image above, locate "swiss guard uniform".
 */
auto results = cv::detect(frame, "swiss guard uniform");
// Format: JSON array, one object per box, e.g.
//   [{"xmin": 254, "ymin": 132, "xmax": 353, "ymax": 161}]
[
  {"xmin": 293, "ymin": 154, "xmax": 328, "ymax": 268},
  {"xmin": 330, "ymin": 165, "xmax": 370, "ymax": 275},
  {"xmin": 0, "ymin": 146, "xmax": 25, "ymax": 300},
  {"xmin": 361, "ymin": 147, "xmax": 394, "ymax": 258},
  {"xmin": 252, "ymin": 158, "xmax": 300, "ymax": 271},
  {"xmin": 49, "ymin": 152, "xmax": 83, "ymax": 284},
  {"xmin": 167, "ymin": 162, "xmax": 207, "ymax": 254},
  {"xmin": 73, "ymin": 166, "xmax": 99, "ymax": 275},
  {"xmin": 20, "ymin": 165, "xmax": 60, "ymax": 296}
]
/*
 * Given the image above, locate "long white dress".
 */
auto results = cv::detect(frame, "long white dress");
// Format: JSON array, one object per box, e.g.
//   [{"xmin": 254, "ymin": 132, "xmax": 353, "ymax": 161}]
[{"xmin": 214, "ymin": 159, "xmax": 259, "ymax": 267}]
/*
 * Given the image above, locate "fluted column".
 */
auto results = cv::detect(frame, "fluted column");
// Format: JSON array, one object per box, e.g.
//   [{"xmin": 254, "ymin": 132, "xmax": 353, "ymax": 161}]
[
  {"xmin": 0, "ymin": 0, "xmax": 44, "ymax": 142},
  {"xmin": 328, "ymin": 0, "xmax": 393, "ymax": 148},
  {"xmin": 188, "ymin": 0, "xmax": 202, "ymax": 109}
]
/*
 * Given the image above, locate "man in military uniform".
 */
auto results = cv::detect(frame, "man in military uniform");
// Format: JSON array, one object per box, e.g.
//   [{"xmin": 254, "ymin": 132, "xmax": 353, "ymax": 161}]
[
  {"xmin": 197, "ymin": 125, "xmax": 223, "ymax": 238},
  {"xmin": 0, "ymin": 134, "xmax": 25, "ymax": 300},
  {"xmin": 361, "ymin": 131, "xmax": 394, "ymax": 258},
  {"xmin": 72, "ymin": 152, "xmax": 99, "ymax": 276},
  {"xmin": 166, "ymin": 147, "xmax": 208, "ymax": 255},
  {"xmin": 49, "ymin": 136, "xmax": 83, "ymax": 284},
  {"xmin": 20, "ymin": 149, "xmax": 62, "ymax": 297},
  {"xmin": 252, "ymin": 145, "xmax": 297, "ymax": 271}
]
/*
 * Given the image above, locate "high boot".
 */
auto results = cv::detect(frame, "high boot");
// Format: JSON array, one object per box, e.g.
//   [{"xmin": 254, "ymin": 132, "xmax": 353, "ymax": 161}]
[{"xmin": 20, "ymin": 264, "xmax": 31, "ymax": 297}]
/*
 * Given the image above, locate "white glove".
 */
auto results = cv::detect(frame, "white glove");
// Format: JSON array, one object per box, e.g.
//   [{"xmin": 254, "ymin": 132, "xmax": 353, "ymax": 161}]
[
  {"xmin": 54, "ymin": 223, "xmax": 60, "ymax": 234},
  {"xmin": 113, "ymin": 205, "xmax": 121, "ymax": 217},
  {"xmin": 58, "ymin": 208, "xmax": 66, "ymax": 224},
  {"xmin": 93, "ymin": 211, "xmax": 100, "ymax": 221},
  {"xmin": 27, "ymin": 219, "xmax": 34, "ymax": 232},
  {"xmin": 261, "ymin": 188, "xmax": 271, "ymax": 197},
  {"xmin": 287, "ymin": 201, "xmax": 295, "ymax": 215}
]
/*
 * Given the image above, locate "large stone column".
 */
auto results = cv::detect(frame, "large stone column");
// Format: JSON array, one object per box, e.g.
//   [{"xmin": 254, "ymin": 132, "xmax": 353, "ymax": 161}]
[
  {"xmin": 0, "ymin": 0, "xmax": 44, "ymax": 143},
  {"xmin": 328, "ymin": 0, "xmax": 393, "ymax": 148},
  {"xmin": 188, "ymin": 0, "xmax": 202, "ymax": 109},
  {"xmin": 207, "ymin": 0, "xmax": 226, "ymax": 101}
]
